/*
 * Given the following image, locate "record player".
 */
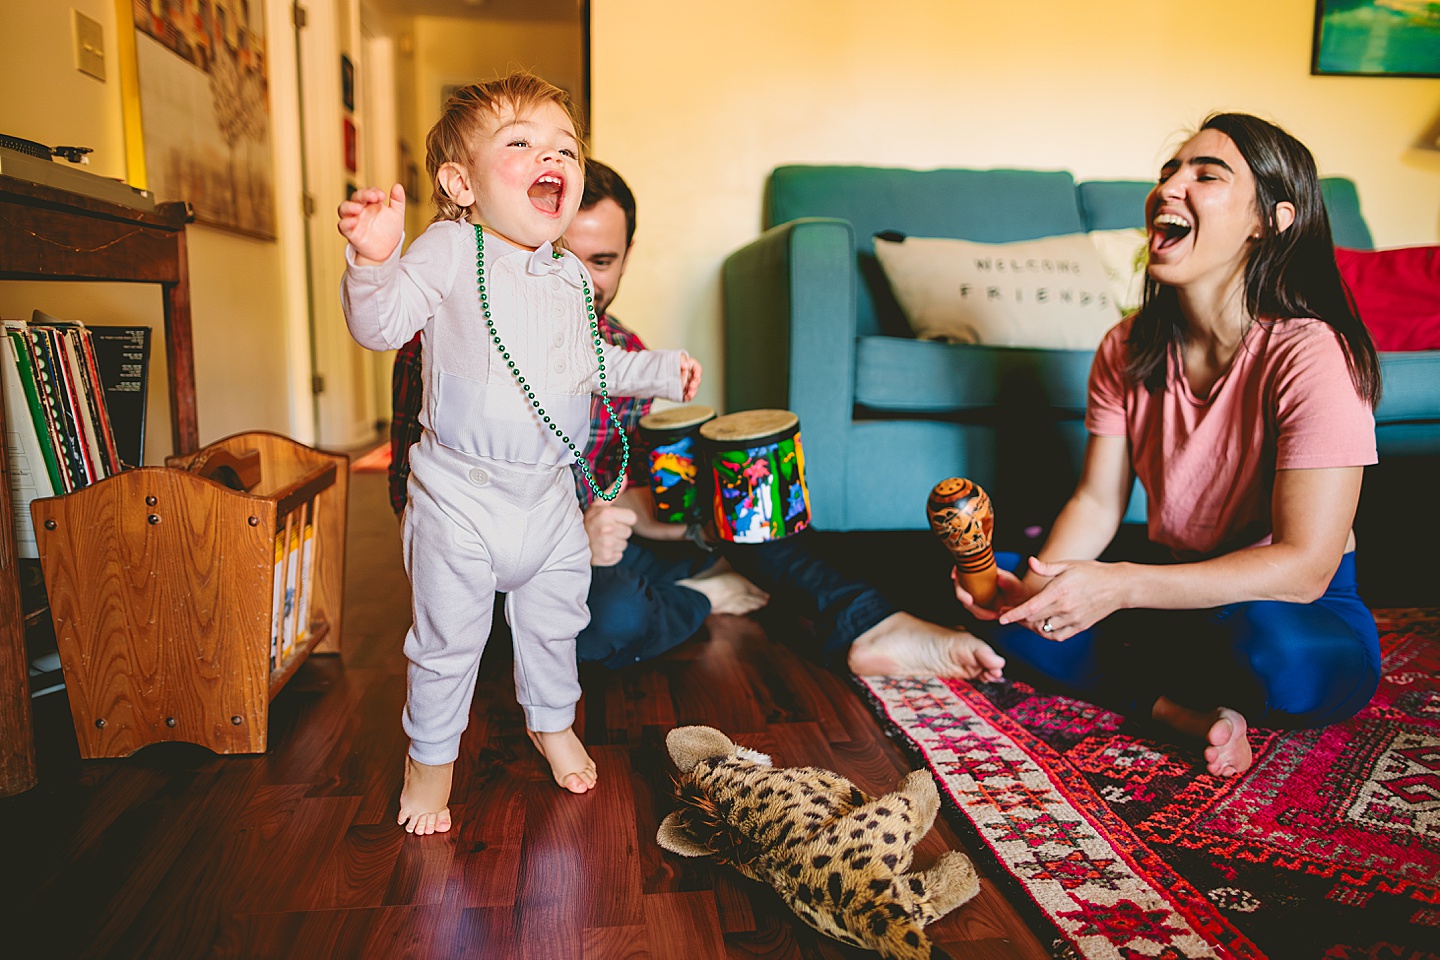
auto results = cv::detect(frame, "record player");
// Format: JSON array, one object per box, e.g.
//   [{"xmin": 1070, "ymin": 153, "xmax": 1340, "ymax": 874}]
[{"xmin": 0, "ymin": 133, "xmax": 156, "ymax": 212}]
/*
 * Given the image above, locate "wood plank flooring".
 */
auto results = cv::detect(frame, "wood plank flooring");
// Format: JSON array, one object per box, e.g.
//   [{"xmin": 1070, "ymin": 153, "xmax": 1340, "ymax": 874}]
[{"xmin": 1, "ymin": 470, "xmax": 1049, "ymax": 960}]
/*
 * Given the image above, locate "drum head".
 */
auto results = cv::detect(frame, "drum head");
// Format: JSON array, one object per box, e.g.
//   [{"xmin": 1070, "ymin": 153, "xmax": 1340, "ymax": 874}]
[
  {"xmin": 638, "ymin": 404, "xmax": 716, "ymax": 432},
  {"xmin": 700, "ymin": 409, "xmax": 799, "ymax": 445}
]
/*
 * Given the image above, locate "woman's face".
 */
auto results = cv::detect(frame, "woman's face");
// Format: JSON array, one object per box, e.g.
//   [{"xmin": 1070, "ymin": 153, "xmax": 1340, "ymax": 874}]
[{"xmin": 1145, "ymin": 129, "xmax": 1264, "ymax": 295}]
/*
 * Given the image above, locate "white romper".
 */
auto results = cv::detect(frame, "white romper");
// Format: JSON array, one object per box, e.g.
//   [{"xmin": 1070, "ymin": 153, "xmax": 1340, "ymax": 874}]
[{"xmin": 342, "ymin": 219, "xmax": 685, "ymax": 764}]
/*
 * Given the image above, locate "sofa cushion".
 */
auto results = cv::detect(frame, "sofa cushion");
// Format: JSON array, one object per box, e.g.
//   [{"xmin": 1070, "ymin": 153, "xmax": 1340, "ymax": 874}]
[
  {"xmin": 854, "ymin": 336, "xmax": 1094, "ymax": 415},
  {"xmin": 1087, "ymin": 228, "xmax": 1148, "ymax": 314},
  {"xmin": 1376, "ymin": 352, "xmax": 1440, "ymax": 424},
  {"xmin": 768, "ymin": 166, "xmax": 1086, "ymax": 338},
  {"xmin": 1336, "ymin": 246, "xmax": 1440, "ymax": 352},
  {"xmin": 873, "ymin": 233, "xmax": 1120, "ymax": 349}
]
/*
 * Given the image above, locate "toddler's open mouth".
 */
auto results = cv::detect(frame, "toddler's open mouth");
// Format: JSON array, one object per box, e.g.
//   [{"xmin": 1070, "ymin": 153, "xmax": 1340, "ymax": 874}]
[{"xmin": 529, "ymin": 174, "xmax": 564, "ymax": 214}]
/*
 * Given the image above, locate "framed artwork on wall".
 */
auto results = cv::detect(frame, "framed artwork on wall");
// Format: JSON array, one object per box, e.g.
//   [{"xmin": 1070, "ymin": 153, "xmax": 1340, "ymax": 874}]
[
  {"xmin": 117, "ymin": 0, "xmax": 278, "ymax": 239},
  {"xmin": 1312, "ymin": 1, "xmax": 1440, "ymax": 77},
  {"xmin": 341, "ymin": 55, "xmax": 355, "ymax": 113},
  {"xmin": 343, "ymin": 118, "xmax": 357, "ymax": 174}
]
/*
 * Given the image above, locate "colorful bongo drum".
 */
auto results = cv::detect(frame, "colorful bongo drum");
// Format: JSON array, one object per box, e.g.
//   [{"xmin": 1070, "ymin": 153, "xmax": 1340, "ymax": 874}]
[
  {"xmin": 637, "ymin": 404, "xmax": 716, "ymax": 524},
  {"xmin": 699, "ymin": 409, "xmax": 811, "ymax": 543}
]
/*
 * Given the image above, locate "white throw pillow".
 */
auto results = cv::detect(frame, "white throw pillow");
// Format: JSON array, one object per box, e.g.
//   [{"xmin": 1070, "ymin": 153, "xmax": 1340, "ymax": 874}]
[
  {"xmin": 873, "ymin": 233, "xmax": 1121, "ymax": 349},
  {"xmin": 1088, "ymin": 228, "xmax": 1149, "ymax": 315}
]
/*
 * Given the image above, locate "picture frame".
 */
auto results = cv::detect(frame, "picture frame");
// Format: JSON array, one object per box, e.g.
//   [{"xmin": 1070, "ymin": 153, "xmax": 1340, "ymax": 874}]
[
  {"xmin": 1311, "ymin": 1, "xmax": 1440, "ymax": 78},
  {"xmin": 343, "ymin": 117, "xmax": 358, "ymax": 174},
  {"xmin": 341, "ymin": 54, "xmax": 355, "ymax": 113},
  {"xmin": 116, "ymin": 0, "xmax": 278, "ymax": 239}
]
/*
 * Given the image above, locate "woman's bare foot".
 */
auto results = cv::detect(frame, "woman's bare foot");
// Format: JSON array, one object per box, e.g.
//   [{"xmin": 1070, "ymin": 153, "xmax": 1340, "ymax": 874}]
[
  {"xmin": 1151, "ymin": 696, "xmax": 1253, "ymax": 777},
  {"xmin": 399, "ymin": 756, "xmax": 454, "ymax": 835},
  {"xmin": 527, "ymin": 727, "xmax": 598, "ymax": 794},
  {"xmin": 846, "ymin": 612, "xmax": 1006, "ymax": 681},
  {"xmin": 678, "ymin": 560, "xmax": 770, "ymax": 617}
]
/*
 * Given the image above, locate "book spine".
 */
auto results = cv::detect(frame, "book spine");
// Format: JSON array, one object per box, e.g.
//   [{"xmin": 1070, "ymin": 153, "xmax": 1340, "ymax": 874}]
[
  {"xmin": 27, "ymin": 327, "xmax": 82, "ymax": 491},
  {"xmin": 271, "ymin": 521, "xmax": 287, "ymax": 671},
  {"xmin": 59, "ymin": 328, "xmax": 109, "ymax": 480},
  {"xmin": 76, "ymin": 328, "xmax": 121, "ymax": 475},
  {"xmin": 296, "ymin": 501, "xmax": 316, "ymax": 643},
  {"xmin": 4, "ymin": 324, "xmax": 64, "ymax": 492},
  {"xmin": 283, "ymin": 513, "xmax": 302, "ymax": 661}
]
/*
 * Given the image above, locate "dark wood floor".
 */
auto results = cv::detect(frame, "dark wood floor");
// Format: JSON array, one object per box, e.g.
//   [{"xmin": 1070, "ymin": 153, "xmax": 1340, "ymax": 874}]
[{"xmin": 1, "ymin": 469, "xmax": 1049, "ymax": 960}]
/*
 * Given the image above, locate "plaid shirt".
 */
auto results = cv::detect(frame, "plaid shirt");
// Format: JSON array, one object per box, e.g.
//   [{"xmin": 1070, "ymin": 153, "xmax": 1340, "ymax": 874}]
[{"xmin": 388, "ymin": 313, "xmax": 653, "ymax": 515}]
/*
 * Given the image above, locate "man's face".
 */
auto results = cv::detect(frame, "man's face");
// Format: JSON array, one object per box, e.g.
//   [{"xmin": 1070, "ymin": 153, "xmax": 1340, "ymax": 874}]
[{"xmin": 563, "ymin": 197, "xmax": 630, "ymax": 315}]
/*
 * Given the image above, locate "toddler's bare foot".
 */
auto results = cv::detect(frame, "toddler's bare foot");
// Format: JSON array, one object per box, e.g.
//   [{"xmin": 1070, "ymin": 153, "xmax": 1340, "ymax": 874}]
[
  {"xmin": 847, "ymin": 612, "xmax": 1006, "ymax": 681},
  {"xmin": 1151, "ymin": 696, "xmax": 1253, "ymax": 777},
  {"xmin": 527, "ymin": 727, "xmax": 598, "ymax": 794},
  {"xmin": 399, "ymin": 756, "xmax": 453, "ymax": 835},
  {"xmin": 678, "ymin": 564, "xmax": 770, "ymax": 617}
]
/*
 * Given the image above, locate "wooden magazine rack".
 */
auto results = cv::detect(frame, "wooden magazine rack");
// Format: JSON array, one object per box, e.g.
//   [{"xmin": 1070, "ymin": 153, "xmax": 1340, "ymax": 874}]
[{"xmin": 31, "ymin": 431, "xmax": 348, "ymax": 758}]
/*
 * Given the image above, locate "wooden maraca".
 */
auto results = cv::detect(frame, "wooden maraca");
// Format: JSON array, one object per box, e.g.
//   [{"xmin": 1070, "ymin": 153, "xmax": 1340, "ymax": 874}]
[{"xmin": 926, "ymin": 477, "xmax": 998, "ymax": 609}]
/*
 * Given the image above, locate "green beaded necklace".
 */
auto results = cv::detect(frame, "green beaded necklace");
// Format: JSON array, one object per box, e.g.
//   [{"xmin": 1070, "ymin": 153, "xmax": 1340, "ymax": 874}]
[{"xmin": 474, "ymin": 223, "xmax": 629, "ymax": 502}]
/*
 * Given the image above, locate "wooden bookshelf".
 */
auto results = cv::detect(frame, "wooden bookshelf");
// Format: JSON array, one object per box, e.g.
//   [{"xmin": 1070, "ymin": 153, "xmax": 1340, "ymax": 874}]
[{"xmin": 0, "ymin": 173, "xmax": 197, "ymax": 794}]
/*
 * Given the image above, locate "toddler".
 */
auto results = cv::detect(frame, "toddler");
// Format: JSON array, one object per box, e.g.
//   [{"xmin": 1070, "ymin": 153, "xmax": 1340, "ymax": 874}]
[{"xmin": 338, "ymin": 73, "xmax": 699, "ymax": 834}]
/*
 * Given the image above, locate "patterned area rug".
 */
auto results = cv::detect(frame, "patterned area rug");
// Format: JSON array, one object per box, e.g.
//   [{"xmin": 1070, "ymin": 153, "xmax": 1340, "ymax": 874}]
[{"xmin": 858, "ymin": 609, "xmax": 1440, "ymax": 960}]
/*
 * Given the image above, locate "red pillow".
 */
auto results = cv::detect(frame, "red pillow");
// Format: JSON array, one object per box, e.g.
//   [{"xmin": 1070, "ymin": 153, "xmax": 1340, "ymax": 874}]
[{"xmin": 1335, "ymin": 246, "xmax": 1440, "ymax": 352}]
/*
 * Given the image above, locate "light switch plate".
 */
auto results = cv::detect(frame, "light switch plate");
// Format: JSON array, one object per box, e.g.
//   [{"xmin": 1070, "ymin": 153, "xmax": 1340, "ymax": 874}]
[{"xmin": 73, "ymin": 9, "xmax": 105, "ymax": 81}]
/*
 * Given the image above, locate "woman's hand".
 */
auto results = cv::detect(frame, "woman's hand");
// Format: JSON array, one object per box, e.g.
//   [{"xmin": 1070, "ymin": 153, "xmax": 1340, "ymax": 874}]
[
  {"xmin": 997, "ymin": 557, "xmax": 1129, "ymax": 640},
  {"xmin": 953, "ymin": 566, "xmax": 1033, "ymax": 621},
  {"xmin": 338, "ymin": 183, "xmax": 405, "ymax": 265}
]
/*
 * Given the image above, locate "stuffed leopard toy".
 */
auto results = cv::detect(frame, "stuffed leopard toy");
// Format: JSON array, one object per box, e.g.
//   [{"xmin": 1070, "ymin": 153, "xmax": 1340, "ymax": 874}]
[{"xmin": 657, "ymin": 725, "xmax": 980, "ymax": 959}]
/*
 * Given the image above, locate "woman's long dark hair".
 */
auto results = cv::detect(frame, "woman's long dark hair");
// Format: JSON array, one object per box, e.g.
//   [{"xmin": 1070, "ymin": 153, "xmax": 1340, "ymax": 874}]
[{"xmin": 1124, "ymin": 112, "xmax": 1381, "ymax": 407}]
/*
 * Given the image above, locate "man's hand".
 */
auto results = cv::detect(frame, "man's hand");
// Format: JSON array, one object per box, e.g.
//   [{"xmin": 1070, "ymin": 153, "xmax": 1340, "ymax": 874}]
[
  {"xmin": 679, "ymin": 355, "xmax": 702, "ymax": 402},
  {"xmin": 338, "ymin": 183, "xmax": 406, "ymax": 265},
  {"xmin": 584, "ymin": 501, "xmax": 638, "ymax": 567}
]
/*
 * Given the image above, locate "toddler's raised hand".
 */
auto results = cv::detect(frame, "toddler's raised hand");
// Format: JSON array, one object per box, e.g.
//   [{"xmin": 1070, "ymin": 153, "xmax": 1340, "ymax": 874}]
[
  {"xmin": 680, "ymin": 355, "xmax": 702, "ymax": 402},
  {"xmin": 338, "ymin": 183, "xmax": 406, "ymax": 265}
]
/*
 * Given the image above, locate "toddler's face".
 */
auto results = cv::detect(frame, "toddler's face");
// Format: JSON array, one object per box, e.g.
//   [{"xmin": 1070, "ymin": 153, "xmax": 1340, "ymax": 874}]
[{"xmin": 463, "ymin": 100, "xmax": 583, "ymax": 251}]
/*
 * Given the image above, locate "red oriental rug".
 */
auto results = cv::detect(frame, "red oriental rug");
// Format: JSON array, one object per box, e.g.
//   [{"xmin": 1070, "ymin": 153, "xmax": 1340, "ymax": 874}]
[
  {"xmin": 350, "ymin": 442, "xmax": 392, "ymax": 473},
  {"xmin": 857, "ymin": 609, "xmax": 1440, "ymax": 960}
]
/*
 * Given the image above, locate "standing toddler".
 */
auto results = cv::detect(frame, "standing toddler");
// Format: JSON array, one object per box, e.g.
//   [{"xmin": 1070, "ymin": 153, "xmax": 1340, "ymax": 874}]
[{"xmin": 338, "ymin": 73, "xmax": 699, "ymax": 834}]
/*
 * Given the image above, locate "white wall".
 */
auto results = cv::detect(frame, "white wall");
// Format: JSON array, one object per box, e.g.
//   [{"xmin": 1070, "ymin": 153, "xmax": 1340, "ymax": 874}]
[
  {"xmin": 0, "ymin": 0, "xmax": 301, "ymax": 459},
  {"xmin": 591, "ymin": 0, "xmax": 1440, "ymax": 413}
]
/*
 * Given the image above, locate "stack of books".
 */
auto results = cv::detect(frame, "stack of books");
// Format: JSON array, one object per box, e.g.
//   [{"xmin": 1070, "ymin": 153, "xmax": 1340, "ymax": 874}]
[{"xmin": 0, "ymin": 310, "xmax": 150, "ymax": 558}]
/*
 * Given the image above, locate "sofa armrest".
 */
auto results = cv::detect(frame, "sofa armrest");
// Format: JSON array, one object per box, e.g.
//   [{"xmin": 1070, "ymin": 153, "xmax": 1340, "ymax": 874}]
[{"xmin": 723, "ymin": 217, "xmax": 856, "ymax": 529}]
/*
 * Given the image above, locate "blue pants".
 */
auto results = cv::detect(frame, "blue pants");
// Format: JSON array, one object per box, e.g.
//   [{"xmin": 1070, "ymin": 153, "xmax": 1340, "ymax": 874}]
[
  {"xmin": 577, "ymin": 530, "xmax": 897, "ymax": 669},
  {"xmin": 979, "ymin": 552, "xmax": 1380, "ymax": 729}
]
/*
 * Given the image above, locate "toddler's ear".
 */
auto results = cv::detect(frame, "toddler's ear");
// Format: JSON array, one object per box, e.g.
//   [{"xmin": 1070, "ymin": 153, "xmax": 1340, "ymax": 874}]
[{"xmin": 436, "ymin": 162, "xmax": 475, "ymax": 208}]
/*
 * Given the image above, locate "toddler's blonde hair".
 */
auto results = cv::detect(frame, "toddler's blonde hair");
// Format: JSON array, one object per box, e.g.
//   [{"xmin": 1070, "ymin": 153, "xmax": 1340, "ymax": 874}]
[{"xmin": 425, "ymin": 72, "xmax": 586, "ymax": 223}]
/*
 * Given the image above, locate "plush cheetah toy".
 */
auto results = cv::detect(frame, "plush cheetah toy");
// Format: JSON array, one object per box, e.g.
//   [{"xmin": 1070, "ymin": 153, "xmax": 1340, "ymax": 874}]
[{"xmin": 657, "ymin": 725, "xmax": 980, "ymax": 959}]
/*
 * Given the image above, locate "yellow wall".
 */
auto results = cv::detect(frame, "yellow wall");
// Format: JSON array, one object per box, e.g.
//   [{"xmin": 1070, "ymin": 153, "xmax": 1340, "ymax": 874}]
[
  {"xmin": 0, "ymin": 0, "xmax": 297, "ymax": 460},
  {"xmin": 592, "ymin": 0, "xmax": 1440, "ymax": 412},
  {"xmin": 405, "ymin": 16, "xmax": 584, "ymax": 227}
]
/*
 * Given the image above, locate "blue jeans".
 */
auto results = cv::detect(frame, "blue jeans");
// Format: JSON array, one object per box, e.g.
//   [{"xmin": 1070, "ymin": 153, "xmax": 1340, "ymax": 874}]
[
  {"xmin": 978, "ymin": 551, "xmax": 1380, "ymax": 729},
  {"xmin": 577, "ymin": 529, "xmax": 897, "ymax": 669}
]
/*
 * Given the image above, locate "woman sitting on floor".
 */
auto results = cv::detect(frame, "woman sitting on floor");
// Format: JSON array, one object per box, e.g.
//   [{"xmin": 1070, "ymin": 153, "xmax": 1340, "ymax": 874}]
[{"xmin": 954, "ymin": 112, "xmax": 1383, "ymax": 777}]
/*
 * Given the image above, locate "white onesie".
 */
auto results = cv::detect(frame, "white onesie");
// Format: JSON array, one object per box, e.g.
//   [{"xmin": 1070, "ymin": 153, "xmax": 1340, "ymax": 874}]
[{"xmin": 342, "ymin": 219, "xmax": 685, "ymax": 764}]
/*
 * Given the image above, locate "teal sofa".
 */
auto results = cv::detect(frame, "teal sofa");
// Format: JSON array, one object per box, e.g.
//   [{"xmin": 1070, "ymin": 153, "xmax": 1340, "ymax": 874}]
[{"xmin": 722, "ymin": 165, "xmax": 1438, "ymax": 542}]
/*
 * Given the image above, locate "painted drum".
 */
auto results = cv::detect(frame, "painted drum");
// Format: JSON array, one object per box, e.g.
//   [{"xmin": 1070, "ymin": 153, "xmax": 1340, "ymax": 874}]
[
  {"xmin": 637, "ymin": 404, "xmax": 716, "ymax": 524},
  {"xmin": 699, "ymin": 409, "xmax": 811, "ymax": 543}
]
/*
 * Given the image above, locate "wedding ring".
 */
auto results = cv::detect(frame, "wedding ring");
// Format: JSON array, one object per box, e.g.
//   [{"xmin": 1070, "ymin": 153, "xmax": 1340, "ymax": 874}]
[{"xmin": 1041, "ymin": 618, "xmax": 1053, "ymax": 633}]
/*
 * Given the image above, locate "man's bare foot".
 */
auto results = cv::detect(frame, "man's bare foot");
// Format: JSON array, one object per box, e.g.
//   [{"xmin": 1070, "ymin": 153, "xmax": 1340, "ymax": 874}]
[
  {"xmin": 1151, "ymin": 696, "xmax": 1253, "ymax": 777},
  {"xmin": 527, "ymin": 727, "xmax": 598, "ymax": 794},
  {"xmin": 678, "ymin": 561, "xmax": 770, "ymax": 617},
  {"xmin": 399, "ymin": 755, "xmax": 454, "ymax": 835},
  {"xmin": 846, "ymin": 612, "xmax": 1006, "ymax": 681}
]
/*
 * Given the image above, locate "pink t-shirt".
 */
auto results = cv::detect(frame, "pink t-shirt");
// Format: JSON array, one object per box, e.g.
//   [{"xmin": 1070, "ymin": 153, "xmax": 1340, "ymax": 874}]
[{"xmin": 1087, "ymin": 316, "xmax": 1376, "ymax": 559}]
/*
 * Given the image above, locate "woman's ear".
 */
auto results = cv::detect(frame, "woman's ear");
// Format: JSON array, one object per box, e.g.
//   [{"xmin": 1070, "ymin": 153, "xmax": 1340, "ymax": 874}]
[
  {"xmin": 1274, "ymin": 201, "xmax": 1296, "ymax": 235},
  {"xmin": 436, "ymin": 162, "xmax": 475, "ymax": 208}
]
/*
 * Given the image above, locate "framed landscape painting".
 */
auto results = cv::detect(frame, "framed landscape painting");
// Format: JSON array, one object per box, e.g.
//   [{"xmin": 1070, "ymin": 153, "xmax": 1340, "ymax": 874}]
[
  {"xmin": 1312, "ymin": 1, "xmax": 1440, "ymax": 77},
  {"xmin": 120, "ymin": 0, "xmax": 277, "ymax": 238}
]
